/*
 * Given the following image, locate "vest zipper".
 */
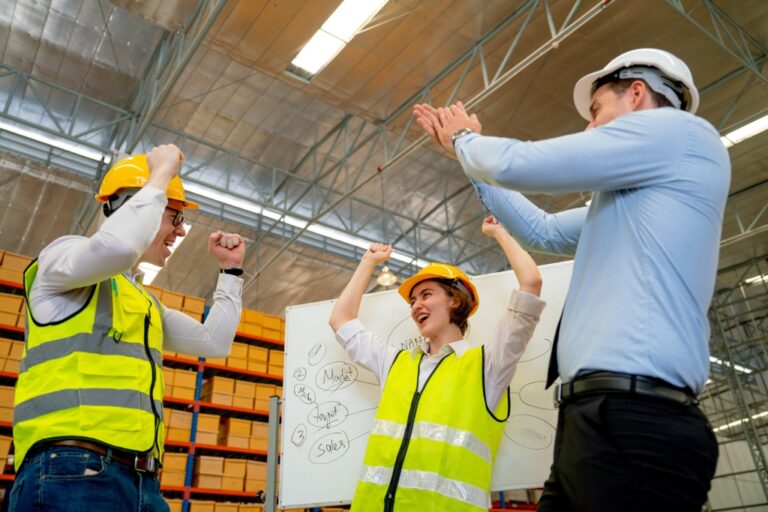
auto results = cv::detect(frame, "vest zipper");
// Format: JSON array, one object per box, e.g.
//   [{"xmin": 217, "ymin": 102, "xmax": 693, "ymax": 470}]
[
  {"xmin": 142, "ymin": 302, "xmax": 161, "ymax": 455},
  {"xmin": 383, "ymin": 390, "xmax": 422, "ymax": 512}
]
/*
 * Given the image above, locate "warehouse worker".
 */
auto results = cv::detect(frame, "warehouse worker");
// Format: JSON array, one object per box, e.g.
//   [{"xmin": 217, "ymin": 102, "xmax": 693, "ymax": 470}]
[
  {"xmin": 413, "ymin": 49, "xmax": 727, "ymax": 511},
  {"xmin": 10, "ymin": 144, "xmax": 245, "ymax": 511},
  {"xmin": 329, "ymin": 216, "xmax": 546, "ymax": 511}
]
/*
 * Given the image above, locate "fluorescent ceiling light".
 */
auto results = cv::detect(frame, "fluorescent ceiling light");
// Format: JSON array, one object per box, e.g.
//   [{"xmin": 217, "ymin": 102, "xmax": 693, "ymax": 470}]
[
  {"xmin": 709, "ymin": 355, "xmax": 753, "ymax": 374},
  {"xmin": 721, "ymin": 112, "xmax": 768, "ymax": 148},
  {"xmin": 713, "ymin": 410, "xmax": 768, "ymax": 433},
  {"xmin": 0, "ymin": 118, "xmax": 111, "ymax": 162},
  {"xmin": 744, "ymin": 274, "xmax": 768, "ymax": 285},
  {"xmin": 290, "ymin": 0, "xmax": 389, "ymax": 77},
  {"xmin": 139, "ymin": 223, "xmax": 192, "ymax": 285},
  {"xmin": 184, "ymin": 183, "xmax": 428, "ymax": 268}
]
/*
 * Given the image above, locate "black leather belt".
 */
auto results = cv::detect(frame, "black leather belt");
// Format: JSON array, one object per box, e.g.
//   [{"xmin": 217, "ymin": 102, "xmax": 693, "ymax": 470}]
[
  {"xmin": 46, "ymin": 439, "xmax": 159, "ymax": 473},
  {"xmin": 555, "ymin": 371, "xmax": 699, "ymax": 406}
]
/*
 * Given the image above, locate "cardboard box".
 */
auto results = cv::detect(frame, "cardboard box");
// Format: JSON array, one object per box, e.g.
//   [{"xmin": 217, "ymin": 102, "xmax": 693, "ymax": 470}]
[
  {"xmin": 166, "ymin": 427, "xmax": 191, "ymax": 442},
  {"xmin": 214, "ymin": 504, "xmax": 238, "ymax": 512},
  {"xmin": 193, "ymin": 474, "xmax": 222, "ymax": 490},
  {"xmin": 162, "ymin": 453, "xmax": 188, "ymax": 472},
  {"xmin": 232, "ymin": 395, "xmax": 253, "ymax": 410},
  {"xmin": 161, "ymin": 291, "xmax": 184, "ymax": 310},
  {"xmin": 160, "ymin": 470, "xmax": 186, "ymax": 487},
  {"xmin": 249, "ymin": 346, "xmax": 268, "ymax": 362},
  {"xmin": 262, "ymin": 315, "xmax": 281, "ymax": 330},
  {"xmin": 0, "ymin": 269, "xmax": 22, "ymax": 284},
  {"xmin": 197, "ymin": 413, "xmax": 220, "ymax": 433},
  {"xmin": 219, "ymin": 433, "xmax": 249, "ymax": 449},
  {"xmin": 229, "ymin": 342, "xmax": 248, "ymax": 359},
  {"xmin": 195, "ymin": 431, "xmax": 218, "ymax": 445},
  {"xmin": 262, "ymin": 328, "xmax": 282, "ymax": 340},
  {"xmin": 241, "ymin": 309, "xmax": 264, "ymax": 324},
  {"xmin": 247, "ymin": 359, "xmax": 267, "ymax": 373},
  {"xmin": 0, "ymin": 435, "xmax": 11, "ymax": 458},
  {"xmin": 254, "ymin": 384, "xmax": 275, "ymax": 400},
  {"xmin": 267, "ymin": 350, "xmax": 284, "ymax": 366},
  {"xmin": 249, "ymin": 437, "xmax": 267, "ymax": 451},
  {"xmin": 223, "ymin": 458, "xmax": 247, "ymax": 478},
  {"xmin": 234, "ymin": 380, "xmax": 256, "ymax": 398},
  {"xmin": 237, "ymin": 505, "xmax": 263, "ymax": 512},
  {"xmin": 221, "ymin": 476, "xmax": 243, "ymax": 491},
  {"xmin": 3, "ymin": 359, "xmax": 19, "ymax": 374},
  {"xmin": 246, "ymin": 461, "xmax": 267, "ymax": 480},
  {"xmin": 197, "ymin": 455, "xmax": 224, "ymax": 475},
  {"xmin": 204, "ymin": 376, "xmax": 235, "ymax": 395},
  {"xmin": 1, "ymin": 252, "xmax": 31, "ymax": 271},
  {"xmin": 9, "ymin": 342, "xmax": 23, "ymax": 360},
  {"xmin": 166, "ymin": 498, "xmax": 183, "ymax": 512},
  {"xmin": 206, "ymin": 357, "xmax": 226, "ymax": 366},
  {"xmin": 175, "ymin": 369, "xmax": 198, "ymax": 389},
  {"xmin": 205, "ymin": 392, "xmax": 232, "ymax": 406},
  {"xmin": 167, "ymin": 410, "xmax": 192, "ymax": 429},
  {"xmin": 0, "ymin": 339, "xmax": 11, "ymax": 357},
  {"xmin": 245, "ymin": 478, "xmax": 266, "ymax": 493},
  {"xmin": 189, "ymin": 500, "xmax": 216, "ymax": 512},
  {"xmin": 0, "ymin": 407, "xmax": 12, "ymax": 423},
  {"xmin": 162, "ymin": 367, "xmax": 175, "ymax": 387},
  {"xmin": 242, "ymin": 324, "xmax": 262, "ymax": 337},
  {"xmin": 222, "ymin": 418, "xmax": 251, "ymax": 436},
  {"xmin": 171, "ymin": 386, "xmax": 195, "ymax": 401},
  {"xmin": 251, "ymin": 422, "xmax": 268, "ymax": 440},
  {"xmin": 0, "ymin": 386, "xmax": 14, "ymax": 407},
  {"xmin": 183, "ymin": 296, "xmax": 206, "ymax": 314},
  {"xmin": 226, "ymin": 357, "xmax": 247, "ymax": 370},
  {"xmin": 0, "ymin": 312, "xmax": 16, "ymax": 327},
  {"xmin": 0, "ymin": 294, "xmax": 23, "ymax": 313},
  {"xmin": 268, "ymin": 364, "xmax": 284, "ymax": 377}
]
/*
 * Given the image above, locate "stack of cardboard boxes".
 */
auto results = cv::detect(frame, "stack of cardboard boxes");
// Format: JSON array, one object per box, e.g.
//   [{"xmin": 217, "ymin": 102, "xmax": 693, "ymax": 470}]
[
  {"xmin": 206, "ymin": 342, "xmax": 281, "ymax": 377},
  {"xmin": 164, "ymin": 409, "xmax": 221, "ymax": 445},
  {"xmin": 0, "ymin": 251, "xmax": 31, "ymax": 285},
  {"xmin": 0, "ymin": 434, "xmax": 11, "ymax": 473},
  {"xmin": 165, "ymin": 368, "xmax": 199, "ymax": 401},
  {"xmin": 0, "ymin": 385, "xmax": 13, "ymax": 424},
  {"xmin": 0, "ymin": 338, "xmax": 23, "ymax": 374},
  {"xmin": 236, "ymin": 308, "xmax": 285, "ymax": 341},
  {"xmin": 0, "ymin": 293, "xmax": 24, "ymax": 331},
  {"xmin": 160, "ymin": 452, "xmax": 188, "ymax": 487}
]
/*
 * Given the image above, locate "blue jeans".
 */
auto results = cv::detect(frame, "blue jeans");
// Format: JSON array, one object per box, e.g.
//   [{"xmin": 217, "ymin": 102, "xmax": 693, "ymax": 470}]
[{"xmin": 7, "ymin": 445, "xmax": 170, "ymax": 512}]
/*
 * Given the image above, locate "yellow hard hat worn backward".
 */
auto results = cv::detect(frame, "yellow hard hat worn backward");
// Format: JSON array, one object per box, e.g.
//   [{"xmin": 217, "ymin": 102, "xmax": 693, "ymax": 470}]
[
  {"xmin": 95, "ymin": 154, "xmax": 198, "ymax": 209},
  {"xmin": 398, "ymin": 262, "xmax": 480, "ymax": 316}
]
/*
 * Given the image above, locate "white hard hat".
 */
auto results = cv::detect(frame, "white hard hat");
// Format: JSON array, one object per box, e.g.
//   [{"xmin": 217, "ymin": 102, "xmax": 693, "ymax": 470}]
[{"xmin": 573, "ymin": 48, "xmax": 699, "ymax": 121}]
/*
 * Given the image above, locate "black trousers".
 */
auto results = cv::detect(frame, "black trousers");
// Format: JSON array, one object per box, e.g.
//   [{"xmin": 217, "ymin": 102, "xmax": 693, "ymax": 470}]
[{"xmin": 538, "ymin": 392, "xmax": 718, "ymax": 512}]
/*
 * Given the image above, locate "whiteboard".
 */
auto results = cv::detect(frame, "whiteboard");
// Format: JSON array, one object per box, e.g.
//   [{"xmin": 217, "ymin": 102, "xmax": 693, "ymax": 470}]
[{"xmin": 279, "ymin": 260, "xmax": 572, "ymax": 509}]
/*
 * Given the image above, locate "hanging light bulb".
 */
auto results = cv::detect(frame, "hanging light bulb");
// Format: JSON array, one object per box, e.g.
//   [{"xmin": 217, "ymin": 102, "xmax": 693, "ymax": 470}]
[{"xmin": 377, "ymin": 265, "xmax": 397, "ymax": 287}]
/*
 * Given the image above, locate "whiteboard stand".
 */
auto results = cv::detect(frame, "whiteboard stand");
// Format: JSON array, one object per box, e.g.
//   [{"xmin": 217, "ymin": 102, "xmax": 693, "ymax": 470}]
[{"xmin": 265, "ymin": 395, "xmax": 280, "ymax": 512}]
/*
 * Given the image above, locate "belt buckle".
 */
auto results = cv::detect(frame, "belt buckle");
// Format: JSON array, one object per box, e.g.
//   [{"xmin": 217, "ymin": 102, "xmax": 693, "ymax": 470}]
[
  {"xmin": 553, "ymin": 383, "xmax": 563, "ymax": 407},
  {"xmin": 134, "ymin": 454, "xmax": 157, "ymax": 473}
]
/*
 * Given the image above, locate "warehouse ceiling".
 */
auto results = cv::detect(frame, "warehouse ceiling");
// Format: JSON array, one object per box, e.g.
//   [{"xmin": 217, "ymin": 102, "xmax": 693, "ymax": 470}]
[{"xmin": 0, "ymin": 0, "xmax": 766, "ymax": 326}]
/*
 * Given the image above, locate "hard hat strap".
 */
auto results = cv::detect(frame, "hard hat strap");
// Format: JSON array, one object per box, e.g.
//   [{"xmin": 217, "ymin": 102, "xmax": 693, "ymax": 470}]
[{"xmin": 592, "ymin": 66, "xmax": 688, "ymax": 111}]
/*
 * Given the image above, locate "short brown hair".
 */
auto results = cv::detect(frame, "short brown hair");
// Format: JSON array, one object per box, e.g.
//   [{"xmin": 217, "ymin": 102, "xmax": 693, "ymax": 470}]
[
  {"xmin": 607, "ymin": 78, "xmax": 673, "ymax": 108},
  {"xmin": 434, "ymin": 279, "xmax": 475, "ymax": 335}
]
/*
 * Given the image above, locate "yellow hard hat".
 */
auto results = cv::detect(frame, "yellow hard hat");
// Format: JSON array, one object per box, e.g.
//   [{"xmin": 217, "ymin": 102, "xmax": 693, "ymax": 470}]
[
  {"xmin": 95, "ymin": 154, "xmax": 198, "ymax": 209},
  {"xmin": 398, "ymin": 262, "xmax": 479, "ymax": 316}
]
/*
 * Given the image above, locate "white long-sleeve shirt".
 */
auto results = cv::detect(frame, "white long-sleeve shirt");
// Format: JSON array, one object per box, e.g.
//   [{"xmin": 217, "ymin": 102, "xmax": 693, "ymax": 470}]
[
  {"xmin": 28, "ymin": 186, "xmax": 242, "ymax": 358},
  {"xmin": 335, "ymin": 289, "xmax": 545, "ymax": 410}
]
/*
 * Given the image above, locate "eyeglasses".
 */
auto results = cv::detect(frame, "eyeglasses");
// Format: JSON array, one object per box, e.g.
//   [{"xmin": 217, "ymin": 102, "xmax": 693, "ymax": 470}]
[{"xmin": 167, "ymin": 208, "xmax": 185, "ymax": 227}]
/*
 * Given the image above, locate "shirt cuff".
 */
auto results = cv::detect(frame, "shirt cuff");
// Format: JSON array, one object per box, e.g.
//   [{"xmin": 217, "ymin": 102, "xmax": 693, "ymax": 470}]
[
  {"xmin": 335, "ymin": 319, "xmax": 366, "ymax": 346},
  {"xmin": 216, "ymin": 272, "xmax": 243, "ymax": 294},
  {"xmin": 508, "ymin": 289, "xmax": 546, "ymax": 317}
]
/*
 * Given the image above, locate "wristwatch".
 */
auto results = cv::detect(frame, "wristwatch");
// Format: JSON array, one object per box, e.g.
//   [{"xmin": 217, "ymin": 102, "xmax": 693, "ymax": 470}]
[
  {"xmin": 220, "ymin": 268, "xmax": 244, "ymax": 277},
  {"xmin": 451, "ymin": 128, "xmax": 473, "ymax": 149}
]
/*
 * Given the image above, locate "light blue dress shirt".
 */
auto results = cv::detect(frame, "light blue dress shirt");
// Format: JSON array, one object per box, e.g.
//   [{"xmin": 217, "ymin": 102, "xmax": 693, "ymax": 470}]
[{"xmin": 455, "ymin": 107, "xmax": 730, "ymax": 394}]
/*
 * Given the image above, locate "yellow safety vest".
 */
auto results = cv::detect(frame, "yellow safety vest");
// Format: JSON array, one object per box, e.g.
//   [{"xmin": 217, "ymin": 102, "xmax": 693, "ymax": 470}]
[
  {"xmin": 13, "ymin": 260, "xmax": 166, "ymax": 470},
  {"xmin": 352, "ymin": 345, "xmax": 509, "ymax": 512}
]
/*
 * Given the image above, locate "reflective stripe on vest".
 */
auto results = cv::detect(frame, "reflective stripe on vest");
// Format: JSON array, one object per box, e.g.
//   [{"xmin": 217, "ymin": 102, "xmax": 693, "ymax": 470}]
[
  {"xmin": 14, "ymin": 261, "xmax": 165, "ymax": 470},
  {"xmin": 13, "ymin": 388, "xmax": 163, "ymax": 424},
  {"xmin": 360, "ymin": 465, "xmax": 490, "ymax": 511},
  {"xmin": 370, "ymin": 419, "xmax": 492, "ymax": 464}
]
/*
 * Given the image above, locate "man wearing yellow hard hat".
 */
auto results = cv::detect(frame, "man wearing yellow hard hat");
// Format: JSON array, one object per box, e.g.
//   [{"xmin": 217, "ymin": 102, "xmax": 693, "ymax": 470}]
[
  {"xmin": 329, "ymin": 216, "xmax": 546, "ymax": 511},
  {"xmin": 10, "ymin": 144, "xmax": 246, "ymax": 511}
]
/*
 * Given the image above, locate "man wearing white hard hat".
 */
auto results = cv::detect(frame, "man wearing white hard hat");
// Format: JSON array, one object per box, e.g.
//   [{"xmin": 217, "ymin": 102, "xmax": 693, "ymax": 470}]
[{"xmin": 413, "ymin": 48, "xmax": 728, "ymax": 511}]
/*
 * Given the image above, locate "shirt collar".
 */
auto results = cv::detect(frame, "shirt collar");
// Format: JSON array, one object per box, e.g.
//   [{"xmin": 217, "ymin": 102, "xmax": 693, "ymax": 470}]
[{"xmin": 410, "ymin": 338, "xmax": 471, "ymax": 358}]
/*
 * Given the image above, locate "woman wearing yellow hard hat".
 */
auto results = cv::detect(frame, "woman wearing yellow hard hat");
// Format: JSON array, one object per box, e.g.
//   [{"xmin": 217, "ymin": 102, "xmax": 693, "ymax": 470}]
[{"xmin": 329, "ymin": 215, "xmax": 546, "ymax": 512}]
